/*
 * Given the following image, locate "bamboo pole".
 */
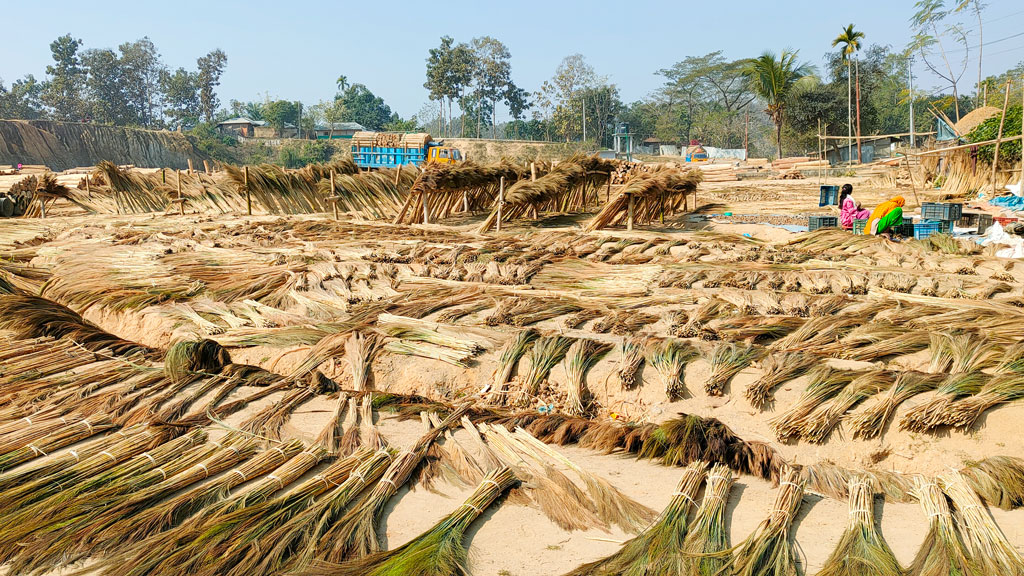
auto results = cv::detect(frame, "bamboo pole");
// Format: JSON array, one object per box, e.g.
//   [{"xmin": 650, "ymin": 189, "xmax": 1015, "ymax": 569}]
[
  {"xmin": 38, "ymin": 198, "xmax": 45, "ymax": 219},
  {"xmin": 530, "ymin": 162, "xmax": 538, "ymax": 219},
  {"xmin": 244, "ymin": 165, "xmax": 251, "ymax": 216},
  {"xmin": 394, "ymin": 163, "xmax": 402, "ymax": 186},
  {"xmin": 422, "ymin": 191, "xmax": 429, "ymax": 225},
  {"xmin": 203, "ymin": 160, "xmax": 211, "ymax": 175},
  {"xmin": 330, "ymin": 169, "xmax": 338, "ymax": 220},
  {"xmin": 1020, "ymin": 76, "xmax": 1024, "ymax": 191},
  {"xmin": 497, "ymin": 176, "xmax": 504, "ymax": 232},
  {"xmin": 991, "ymin": 80, "xmax": 1012, "ymax": 194},
  {"xmin": 176, "ymin": 170, "xmax": 184, "ymax": 215},
  {"xmin": 85, "ymin": 176, "xmax": 91, "ymax": 199},
  {"xmin": 187, "ymin": 159, "xmax": 194, "ymax": 174},
  {"xmin": 909, "ymin": 134, "xmax": 1024, "ymax": 156},
  {"xmin": 626, "ymin": 193, "xmax": 634, "ymax": 231}
]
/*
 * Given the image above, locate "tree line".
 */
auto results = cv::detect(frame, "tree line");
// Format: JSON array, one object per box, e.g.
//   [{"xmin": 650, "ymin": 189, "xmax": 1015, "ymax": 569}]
[{"xmin": 0, "ymin": 34, "xmax": 227, "ymax": 129}]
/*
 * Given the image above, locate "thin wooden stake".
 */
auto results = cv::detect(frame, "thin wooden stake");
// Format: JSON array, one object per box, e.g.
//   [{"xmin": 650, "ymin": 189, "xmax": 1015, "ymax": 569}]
[
  {"xmin": 497, "ymin": 176, "xmax": 504, "ymax": 232},
  {"xmin": 422, "ymin": 191, "xmax": 429, "ymax": 225},
  {"xmin": 176, "ymin": 170, "xmax": 184, "ymax": 215},
  {"xmin": 626, "ymin": 193, "xmax": 634, "ymax": 231},
  {"xmin": 244, "ymin": 165, "xmax": 251, "ymax": 216},
  {"xmin": 992, "ymin": 80, "xmax": 1012, "ymax": 194},
  {"xmin": 187, "ymin": 158, "xmax": 194, "ymax": 174},
  {"xmin": 85, "ymin": 176, "xmax": 91, "ymax": 199},
  {"xmin": 330, "ymin": 169, "xmax": 337, "ymax": 220},
  {"xmin": 394, "ymin": 163, "xmax": 402, "ymax": 186},
  {"xmin": 203, "ymin": 160, "xmax": 211, "ymax": 175},
  {"xmin": 38, "ymin": 198, "xmax": 45, "ymax": 219}
]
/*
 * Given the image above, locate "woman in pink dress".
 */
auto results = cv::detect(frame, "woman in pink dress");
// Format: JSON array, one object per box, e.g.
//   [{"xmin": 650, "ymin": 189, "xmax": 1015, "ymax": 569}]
[{"xmin": 839, "ymin": 184, "xmax": 870, "ymax": 229}]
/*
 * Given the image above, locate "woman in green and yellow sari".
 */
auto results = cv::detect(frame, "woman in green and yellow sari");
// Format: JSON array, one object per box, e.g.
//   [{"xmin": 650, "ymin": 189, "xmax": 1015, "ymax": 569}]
[{"xmin": 864, "ymin": 196, "xmax": 905, "ymax": 235}]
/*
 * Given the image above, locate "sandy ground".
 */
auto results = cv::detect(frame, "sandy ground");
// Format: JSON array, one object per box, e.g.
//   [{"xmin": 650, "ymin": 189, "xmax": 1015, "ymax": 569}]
[{"xmin": 3, "ymin": 173, "xmax": 1023, "ymax": 576}]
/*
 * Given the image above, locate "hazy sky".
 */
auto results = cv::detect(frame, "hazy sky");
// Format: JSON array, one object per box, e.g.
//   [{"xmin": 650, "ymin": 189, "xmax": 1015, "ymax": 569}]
[{"xmin": 1, "ymin": 0, "xmax": 1022, "ymax": 120}]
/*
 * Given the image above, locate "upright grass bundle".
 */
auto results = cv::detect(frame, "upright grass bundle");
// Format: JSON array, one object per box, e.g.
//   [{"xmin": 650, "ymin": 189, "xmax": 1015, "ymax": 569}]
[
  {"xmin": 727, "ymin": 467, "xmax": 805, "ymax": 576},
  {"xmin": 769, "ymin": 367, "xmax": 858, "ymax": 441},
  {"xmin": 851, "ymin": 372, "xmax": 944, "ymax": 439},
  {"xmin": 564, "ymin": 460, "xmax": 708, "ymax": 576},
  {"xmin": 564, "ymin": 338, "xmax": 613, "ymax": 416},
  {"xmin": 344, "ymin": 331, "xmax": 378, "ymax": 391},
  {"xmin": 517, "ymin": 334, "xmax": 575, "ymax": 405},
  {"xmin": 682, "ymin": 464, "xmax": 734, "ymax": 576},
  {"xmin": 909, "ymin": 477, "xmax": 979, "ymax": 576},
  {"xmin": 941, "ymin": 471, "xmax": 1024, "ymax": 575},
  {"xmin": 646, "ymin": 338, "xmax": 700, "ymax": 400},
  {"xmin": 705, "ymin": 342, "xmax": 761, "ymax": 396},
  {"xmin": 816, "ymin": 477, "xmax": 903, "ymax": 576},
  {"xmin": 308, "ymin": 467, "xmax": 517, "ymax": 576},
  {"xmin": 962, "ymin": 456, "xmax": 1024, "ymax": 510},
  {"xmin": 746, "ymin": 352, "xmax": 817, "ymax": 409},
  {"xmin": 486, "ymin": 328, "xmax": 540, "ymax": 403},
  {"xmin": 899, "ymin": 372, "xmax": 990, "ymax": 432},
  {"xmin": 616, "ymin": 336, "xmax": 647, "ymax": 390}
]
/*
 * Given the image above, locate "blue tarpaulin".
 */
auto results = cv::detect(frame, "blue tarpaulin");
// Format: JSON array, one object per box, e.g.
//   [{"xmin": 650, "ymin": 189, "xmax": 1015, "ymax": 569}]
[{"xmin": 990, "ymin": 196, "xmax": 1024, "ymax": 210}]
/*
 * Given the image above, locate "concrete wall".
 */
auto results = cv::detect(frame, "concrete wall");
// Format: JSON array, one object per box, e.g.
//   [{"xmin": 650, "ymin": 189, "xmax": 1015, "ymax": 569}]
[{"xmin": 0, "ymin": 120, "xmax": 208, "ymax": 170}]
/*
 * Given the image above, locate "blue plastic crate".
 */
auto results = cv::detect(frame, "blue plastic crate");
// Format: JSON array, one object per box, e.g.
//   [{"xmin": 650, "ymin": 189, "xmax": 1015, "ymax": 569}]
[
  {"xmin": 819, "ymin": 185, "xmax": 840, "ymax": 206},
  {"xmin": 921, "ymin": 202, "xmax": 963, "ymax": 221},
  {"xmin": 809, "ymin": 215, "xmax": 838, "ymax": 231},
  {"xmin": 914, "ymin": 221, "xmax": 942, "ymax": 239}
]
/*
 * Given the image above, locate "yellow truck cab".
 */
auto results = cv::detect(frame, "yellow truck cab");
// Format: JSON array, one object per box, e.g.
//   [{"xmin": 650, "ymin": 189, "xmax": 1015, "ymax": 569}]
[{"xmin": 427, "ymin": 146, "xmax": 463, "ymax": 165}]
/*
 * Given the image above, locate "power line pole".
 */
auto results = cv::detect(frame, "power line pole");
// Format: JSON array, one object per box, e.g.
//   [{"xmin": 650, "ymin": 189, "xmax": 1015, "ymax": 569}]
[{"xmin": 909, "ymin": 56, "xmax": 916, "ymax": 149}]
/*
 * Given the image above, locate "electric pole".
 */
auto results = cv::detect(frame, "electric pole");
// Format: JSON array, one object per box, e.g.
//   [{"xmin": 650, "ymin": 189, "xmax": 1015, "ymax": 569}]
[{"xmin": 909, "ymin": 56, "xmax": 915, "ymax": 149}]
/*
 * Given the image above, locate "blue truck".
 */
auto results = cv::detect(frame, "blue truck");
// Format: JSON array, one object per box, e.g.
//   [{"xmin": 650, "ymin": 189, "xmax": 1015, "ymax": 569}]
[{"xmin": 350, "ymin": 131, "xmax": 463, "ymax": 169}]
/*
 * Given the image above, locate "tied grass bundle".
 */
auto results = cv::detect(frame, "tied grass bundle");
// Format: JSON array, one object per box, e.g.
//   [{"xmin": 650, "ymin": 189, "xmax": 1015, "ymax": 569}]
[
  {"xmin": 816, "ymin": 477, "xmax": 903, "ymax": 576},
  {"xmin": 317, "ymin": 404, "xmax": 471, "ymax": 562},
  {"xmin": 564, "ymin": 460, "xmax": 708, "ymax": 576},
  {"xmin": 942, "ymin": 373, "xmax": 1024, "ymax": 430},
  {"xmin": 616, "ymin": 337, "xmax": 647, "ymax": 390},
  {"xmin": 727, "ymin": 467, "xmax": 805, "ymax": 576},
  {"xmin": 962, "ymin": 456, "xmax": 1024, "ymax": 510},
  {"xmin": 705, "ymin": 342, "xmax": 761, "ymax": 396},
  {"xmin": 512, "ymin": 428, "xmax": 656, "ymax": 534},
  {"xmin": 345, "ymin": 332, "xmax": 378, "ymax": 391},
  {"xmin": 800, "ymin": 370, "xmax": 895, "ymax": 444},
  {"xmin": 851, "ymin": 372, "xmax": 944, "ymax": 440},
  {"xmin": 0, "ymin": 415, "xmax": 114, "ymax": 472},
  {"xmin": 682, "ymin": 464, "xmax": 734, "ymax": 576},
  {"xmin": 769, "ymin": 368, "xmax": 858, "ymax": 441},
  {"xmin": 308, "ymin": 467, "xmax": 517, "ymax": 576},
  {"xmin": 899, "ymin": 372, "xmax": 990, "ymax": 433},
  {"xmin": 909, "ymin": 478, "xmax": 979, "ymax": 576},
  {"xmin": 941, "ymin": 471, "xmax": 1024, "ymax": 575},
  {"xmin": 487, "ymin": 328, "xmax": 540, "ymax": 403},
  {"xmin": 518, "ymin": 335, "xmax": 575, "ymax": 405},
  {"xmin": 646, "ymin": 338, "xmax": 699, "ymax": 401},
  {"xmin": 564, "ymin": 338, "xmax": 613, "ymax": 417},
  {"xmin": 927, "ymin": 332, "xmax": 1000, "ymax": 374},
  {"xmin": 84, "ymin": 439, "xmax": 304, "ymax": 550},
  {"xmin": 746, "ymin": 352, "xmax": 817, "ymax": 409}
]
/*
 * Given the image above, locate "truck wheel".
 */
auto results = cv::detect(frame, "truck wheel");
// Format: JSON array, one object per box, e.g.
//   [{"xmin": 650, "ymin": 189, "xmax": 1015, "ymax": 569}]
[{"xmin": 0, "ymin": 197, "xmax": 13, "ymax": 218}]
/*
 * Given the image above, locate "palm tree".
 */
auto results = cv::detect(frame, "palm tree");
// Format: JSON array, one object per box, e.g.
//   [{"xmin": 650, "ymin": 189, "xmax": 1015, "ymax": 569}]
[
  {"xmin": 743, "ymin": 50, "xmax": 815, "ymax": 159},
  {"xmin": 833, "ymin": 24, "xmax": 865, "ymax": 164},
  {"xmin": 336, "ymin": 75, "xmax": 349, "ymax": 93}
]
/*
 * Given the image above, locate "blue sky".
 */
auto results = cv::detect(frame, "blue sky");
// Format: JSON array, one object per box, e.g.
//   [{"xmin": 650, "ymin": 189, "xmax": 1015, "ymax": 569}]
[{"xmin": 1, "ymin": 0, "xmax": 1022, "ymax": 120}]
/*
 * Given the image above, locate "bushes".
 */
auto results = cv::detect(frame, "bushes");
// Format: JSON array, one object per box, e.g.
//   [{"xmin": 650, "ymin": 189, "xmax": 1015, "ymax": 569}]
[
  {"xmin": 968, "ymin": 105, "xmax": 1022, "ymax": 165},
  {"xmin": 278, "ymin": 140, "xmax": 336, "ymax": 168}
]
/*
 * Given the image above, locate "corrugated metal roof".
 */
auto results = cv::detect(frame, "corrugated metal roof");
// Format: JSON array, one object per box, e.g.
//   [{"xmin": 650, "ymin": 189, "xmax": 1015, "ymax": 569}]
[{"xmin": 315, "ymin": 122, "xmax": 365, "ymax": 131}]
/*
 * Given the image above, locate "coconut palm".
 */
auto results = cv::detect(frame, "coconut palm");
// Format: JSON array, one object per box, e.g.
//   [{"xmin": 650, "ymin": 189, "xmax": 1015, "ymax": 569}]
[
  {"xmin": 336, "ymin": 75, "xmax": 349, "ymax": 93},
  {"xmin": 833, "ymin": 24, "xmax": 865, "ymax": 164},
  {"xmin": 743, "ymin": 50, "xmax": 816, "ymax": 159}
]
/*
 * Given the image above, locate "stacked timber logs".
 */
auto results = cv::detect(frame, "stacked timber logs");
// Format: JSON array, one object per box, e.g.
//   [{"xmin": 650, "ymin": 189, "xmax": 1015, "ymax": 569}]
[{"xmin": 350, "ymin": 132, "xmax": 432, "ymax": 149}]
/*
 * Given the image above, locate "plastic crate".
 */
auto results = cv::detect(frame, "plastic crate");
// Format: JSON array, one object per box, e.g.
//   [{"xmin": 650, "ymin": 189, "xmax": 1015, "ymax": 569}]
[
  {"xmin": 902, "ymin": 216, "xmax": 914, "ymax": 225},
  {"xmin": 920, "ymin": 202, "xmax": 963, "ymax": 221},
  {"xmin": 932, "ymin": 219, "xmax": 953, "ymax": 233},
  {"xmin": 819, "ymin": 185, "xmax": 840, "ymax": 206},
  {"xmin": 913, "ymin": 221, "xmax": 942, "ymax": 239},
  {"xmin": 852, "ymin": 219, "xmax": 868, "ymax": 234},
  {"xmin": 809, "ymin": 215, "xmax": 838, "ymax": 231},
  {"xmin": 893, "ymin": 223, "xmax": 915, "ymax": 237},
  {"xmin": 977, "ymin": 213, "xmax": 994, "ymax": 232}
]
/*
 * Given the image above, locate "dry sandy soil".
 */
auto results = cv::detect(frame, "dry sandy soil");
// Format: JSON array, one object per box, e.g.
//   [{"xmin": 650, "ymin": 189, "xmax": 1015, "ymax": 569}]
[{"xmin": 1, "ymin": 174, "xmax": 1022, "ymax": 576}]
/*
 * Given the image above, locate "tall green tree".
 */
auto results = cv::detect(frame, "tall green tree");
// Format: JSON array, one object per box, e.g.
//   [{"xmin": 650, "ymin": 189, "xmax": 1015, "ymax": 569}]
[
  {"xmin": 909, "ymin": 0, "xmax": 969, "ymax": 121},
  {"xmin": 549, "ymin": 54, "xmax": 597, "ymax": 141},
  {"xmin": 263, "ymin": 100, "xmax": 300, "ymax": 136},
  {"xmin": 81, "ymin": 48, "xmax": 128, "ymax": 124},
  {"xmin": 743, "ymin": 50, "xmax": 816, "ymax": 158},
  {"xmin": 336, "ymin": 83, "xmax": 392, "ymax": 131},
  {"xmin": 0, "ymin": 75, "xmax": 44, "ymax": 119},
  {"xmin": 470, "ymin": 36, "xmax": 512, "ymax": 138},
  {"xmin": 118, "ymin": 38, "xmax": 164, "ymax": 127},
  {"xmin": 160, "ymin": 67, "xmax": 200, "ymax": 128},
  {"xmin": 424, "ymin": 36, "xmax": 474, "ymax": 137},
  {"xmin": 196, "ymin": 49, "xmax": 227, "ymax": 122},
  {"xmin": 505, "ymin": 85, "xmax": 531, "ymax": 138},
  {"xmin": 41, "ymin": 34, "xmax": 85, "ymax": 121},
  {"xmin": 833, "ymin": 24, "xmax": 865, "ymax": 162}
]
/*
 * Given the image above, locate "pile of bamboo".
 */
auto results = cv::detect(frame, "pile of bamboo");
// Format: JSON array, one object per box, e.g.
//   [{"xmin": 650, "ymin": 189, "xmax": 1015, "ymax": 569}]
[
  {"xmin": 695, "ymin": 163, "xmax": 739, "ymax": 182},
  {"xmin": 771, "ymin": 156, "xmax": 811, "ymax": 171},
  {"xmin": 350, "ymin": 132, "xmax": 432, "ymax": 149}
]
